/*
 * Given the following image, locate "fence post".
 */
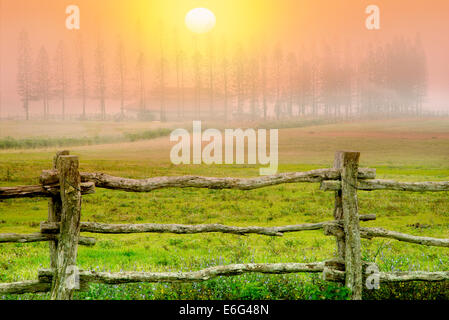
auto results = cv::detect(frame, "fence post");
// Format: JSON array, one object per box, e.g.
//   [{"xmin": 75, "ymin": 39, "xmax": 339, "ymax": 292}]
[
  {"xmin": 48, "ymin": 150, "xmax": 69, "ymax": 269},
  {"xmin": 336, "ymin": 151, "xmax": 363, "ymax": 300},
  {"xmin": 333, "ymin": 153, "xmax": 345, "ymax": 260},
  {"xmin": 50, "ymin": 155, "xmax": 81, "ymax": 300}
]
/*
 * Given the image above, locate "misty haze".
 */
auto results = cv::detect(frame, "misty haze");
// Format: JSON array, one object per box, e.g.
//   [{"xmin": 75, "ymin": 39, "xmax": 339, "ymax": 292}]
[{"xmin": 0, "ymin": 0, "xmax": 448, "ymax": 302}]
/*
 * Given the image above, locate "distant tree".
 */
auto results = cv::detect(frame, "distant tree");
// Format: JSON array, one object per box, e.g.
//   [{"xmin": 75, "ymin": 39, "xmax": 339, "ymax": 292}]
[
  {"xmin": 207, "ymin": 35, "xmax": 215, "ymax": 119},
  {"xmin": 249, "ymin": 56, "xmax": 259, "ymax": 120},
  {"xmin": 76, "ymin": 34, "xmax": 88, "ymax": 120},
  {"xmin": 136, "ymin": 52, "xmax": 146, "ymax": 113},
  {"xmin": 34, "ymin": 46, "xmax": 51, "ymax": 119},
  {"xmin": 353, "ymin": 47, "xmax": 363, "ymax": 116},
  {"xmin": 310, "ymin": 43, "xmax": 320, "ymax": 117},
  {"xmin": 412, "ymin": 34, "xmax": 427, "ymax": 116},
  {"xmin": 54, "ymin": 41, "xmax": 69, "ymax": 120},
  {"xmin": 320, "ymin": 42, "xmax": 337, "ymax": 118},
  {"xmin": 179, "ymin": 49, "xmax": 186, "ymax": 119},
  {"xmin": 115, "ymin": 37, "xmax": 127, "ymax": 118},
  {"xmin": 372, "ymin": 45, "xmax": 387, "ymax": 115},
  {"xmin": 260, "ymin": 52, "xmax": 268, "ymax": 120},
  {"xmin": 159, "ymin": 22, "xmax": 167, "ymax": 122},
  {"xmin": 341, "ymin": 43, "xmax": 354, "ymax": 119},
  {"xmin": 134, "ymin": 22, "xmax": 147, "ymax": 116},
  {"xmin": 220, "ymin": 38, "xmax": 229, "ymax": 122},
  {"xmin": 297, "ymin": 48, "xmax": 313, "ymax": 117},
  {"xmin": 233, "ymin": 43, "xmax": 246, "ymax": 116},
  {"xmin": 192, "ymin": 36, "xmax": 202, "ymax": 119},
  {"xmin": 94, "ymin": 37, "xmax": 107, "ymax": 120},
  {"xmin": 286, "ymin": 52, "xmax": 297, "ymax": 117},
  {"xmin": 272, "ymin": 43, "xmax": 283, "ymax": 119},
  {"xmin": 174, "ymin": 28, "xmax": 184, "ymax": 119},
  {"xmin": 17, "ymin": 30, "xmax": 33, "ymax": 120},
  {"xmin": 397, "ymin": 37, "xmax": 414, "ymax": 114},
  {"xmin": 359, "ymin": 44, "xmax": 373, "ymax": 115}
]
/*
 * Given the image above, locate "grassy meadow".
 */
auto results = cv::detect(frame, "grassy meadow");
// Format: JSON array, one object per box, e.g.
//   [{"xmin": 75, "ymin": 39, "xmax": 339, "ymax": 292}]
[{"xmin": 0, "ymin": 118, "xmax": 448, "ymax": 300}]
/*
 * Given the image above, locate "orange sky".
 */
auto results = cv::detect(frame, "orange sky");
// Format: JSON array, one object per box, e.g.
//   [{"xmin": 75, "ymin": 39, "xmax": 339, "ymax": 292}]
[{"xmin": 1, "ymin": 0, "xmax": 449, "ymax": 116}]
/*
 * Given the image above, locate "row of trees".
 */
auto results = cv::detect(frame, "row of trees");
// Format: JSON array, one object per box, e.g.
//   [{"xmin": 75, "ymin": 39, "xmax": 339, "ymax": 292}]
[
  {"xmin": 17, "ymin": 29, "xmax": 427, "ymax": 121},
  {"xmin": 17, "ymin": 30, "xmax": 104, "ymax": 120}
]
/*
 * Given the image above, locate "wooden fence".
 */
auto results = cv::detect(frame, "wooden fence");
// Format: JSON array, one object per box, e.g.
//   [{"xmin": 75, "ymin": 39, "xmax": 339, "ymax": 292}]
[{"xmin": 0, "ymin": 150, "xmax": 448, "ymax": 300}]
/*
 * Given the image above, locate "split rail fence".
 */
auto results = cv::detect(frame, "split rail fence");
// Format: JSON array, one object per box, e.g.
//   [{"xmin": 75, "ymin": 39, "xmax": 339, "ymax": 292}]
[{"xmin": 0, "ymin": 150, "xmax": 448, "ymax": 300}]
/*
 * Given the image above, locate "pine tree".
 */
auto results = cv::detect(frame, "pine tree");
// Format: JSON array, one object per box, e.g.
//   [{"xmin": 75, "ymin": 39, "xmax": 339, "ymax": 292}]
[
  {"xmin": 159, "ymin": 22, "xmax": 167, "ymax": 122},
  {"xmin": 233, "ymin": 43, "xmax": 246, "ymax": 117},
  {"xmin": 115, "ymin": 38, "xmax": 126, "ymax": 118},
  {"xmin": 136, "ymin": 52, "xmax": 146, "ymax": 114},
  {"xmin": 94, "ymin": 37, "xmax": 107, "ymax": 120},
  {"xmin": 135, "ymin": 22, "xmax": 146, "ymax": 120},
  {"xmin": 286, "ymin": 52, "xmax": 297, "ymax": 117},
  {"xmin": 192, "ymin": 36, "xmax": 202, "ymax": 119},
  {"xmin": 260, "ymin": 52, "xmax": 268, "ymax": 120},
  {"xmin": 207, "ymin": 35, "xmax": 215, "ymax": 119},
  {"xmin": 76, "ymin": 34, "xmax": 88, "ymax": 120},
  {"xmin": 54, "ymin": 40, "xmax": 69, "ymax": 120},
  {"xmin": 221, "ymin": 39, "xmax": 229, "ymax": 122},
  {"xmin": 174, "ymin": 28, "xmax": 185, "ymax": 120},
  {"xmin": 34, "ymin": 46, "xmax": 51, "ymax": 119},
  {"xmin": 249, "ymin": 56, "xmax": 259, "ymax": 120},
  {"xmin": 17, "ymin": 30, "xmax": 33, "ymax": 120},
  {"xmin": 272, "ymin": 43, "xmax": 283, "ymax": 119}
]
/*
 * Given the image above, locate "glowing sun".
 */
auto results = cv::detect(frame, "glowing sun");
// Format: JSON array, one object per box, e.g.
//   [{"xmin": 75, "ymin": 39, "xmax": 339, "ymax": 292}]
[{"xmin": 185, "ymin": 8, "xmax": 216, "ymax": 34}]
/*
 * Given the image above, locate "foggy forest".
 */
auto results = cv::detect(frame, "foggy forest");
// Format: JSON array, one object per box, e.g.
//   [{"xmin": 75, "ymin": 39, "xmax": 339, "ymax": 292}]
[{"xmin": 15, "ymin": 30, "xmax": 428, "ymax": 122}]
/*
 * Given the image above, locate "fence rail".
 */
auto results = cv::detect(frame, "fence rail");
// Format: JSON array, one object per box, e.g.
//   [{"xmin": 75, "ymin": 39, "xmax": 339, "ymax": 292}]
[
  {"xmin": 40, "ymin": 214, "xmax": 376, "ymax": 237},
  {"xmin": 38, "ymin": 167, "xmax": 377, "ymax": 192},
  {"xmin": 0, "ymin": 150, "xmax": 447, "ymax": 300},
  {"xmin": 0, "ymin": 182, "xmax": 95, "ymax": 199},
  {"xmin": 324, "ymin": 224, "xmax": 449, "ymax": 248},
  {"xmin": 322, "ymin": 260, "xmax": 449, "ymax": 283},
  {"xmin": 321, "ymin": 180, "xmax": 449, "ymax": 192},
  {"xmin": 0, "ymin": 233, "xmax": 96, "ymax": 246},
  {"xmin": 38, "ymin": 262, "xmax": 325, "ymax": 284}
]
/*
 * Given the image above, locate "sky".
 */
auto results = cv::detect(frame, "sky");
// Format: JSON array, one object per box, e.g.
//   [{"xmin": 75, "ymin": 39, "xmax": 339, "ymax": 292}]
[{"xmin": 1, "ymin": 0, "xmax": 449, "ymax": 117}]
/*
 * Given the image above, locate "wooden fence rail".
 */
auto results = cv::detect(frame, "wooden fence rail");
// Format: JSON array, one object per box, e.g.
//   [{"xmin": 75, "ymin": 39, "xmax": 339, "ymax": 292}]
[
  {"xmin": 38, "ymin": 262, "xmax": 325, "ymax": 284},
  {"xmin": 0, "ymin": 233, "xmax": 96, "ymax": 246},
  {"xmin": 0, "ymin": 182, "xmax": 94, "ymax": 199},
  {"xmin": 324, "ymin": 224, "xmax": 449, "ymax": 248},
  {"xmin": 322, "ymin": 265, "xmax": 449, "ymax": 283},
  {"xmin": 39, "ymin": 168, "xmax": 376, "ymax": 192},
  {"xmin": 0, "ymin": 150, "xmax": 447, "ymax": 300},
  {"xmin": 40, "ymin": 214, "xmax": 376, "ymax": 237},
  {"xmin": 321, "ymin": 180, "xmax": 449, "ymax": 192}
]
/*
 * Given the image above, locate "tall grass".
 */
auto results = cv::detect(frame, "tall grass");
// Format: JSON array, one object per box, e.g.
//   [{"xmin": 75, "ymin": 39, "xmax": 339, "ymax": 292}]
[{"xmin": 0, "ymin": 128, "xmax": 172, "ymax": 150}]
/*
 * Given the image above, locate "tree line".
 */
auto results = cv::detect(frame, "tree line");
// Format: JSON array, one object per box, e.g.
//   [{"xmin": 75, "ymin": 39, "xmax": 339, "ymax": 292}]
[{"xmin": 17, "ymin": 29, "xmax": 427, "ymax": 121}]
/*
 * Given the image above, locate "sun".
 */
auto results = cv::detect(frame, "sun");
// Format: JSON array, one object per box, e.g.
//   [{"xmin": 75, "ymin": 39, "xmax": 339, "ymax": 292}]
[{"xmin": 185, "ymin": 8, "xmax": 216, "ymax": 34}]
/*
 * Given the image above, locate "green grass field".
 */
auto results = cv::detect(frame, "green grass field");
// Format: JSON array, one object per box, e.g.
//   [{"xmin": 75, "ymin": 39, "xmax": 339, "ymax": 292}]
[{"xmin": 0, "ymin": 118, "xmax": 448, "ymax": 300}]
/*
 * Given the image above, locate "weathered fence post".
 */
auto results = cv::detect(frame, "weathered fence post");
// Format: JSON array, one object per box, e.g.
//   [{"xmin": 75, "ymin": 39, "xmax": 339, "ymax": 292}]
[
  {"xmin": 50, "ymin": 155, "xmax": 81, "ymax": 300},
  {"xmin": 336, "ymin": 151, "xmax": 363, "ymax": 300},
  {"xmin": 333, "ymin": 153, "xmax": 346, "ymax": 260},
  {"xmin": 48, "ymin": 151, "xmax": 69, "ymax": 269}
]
